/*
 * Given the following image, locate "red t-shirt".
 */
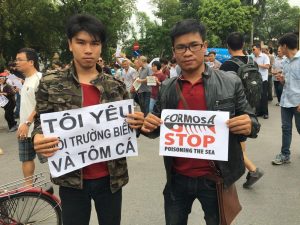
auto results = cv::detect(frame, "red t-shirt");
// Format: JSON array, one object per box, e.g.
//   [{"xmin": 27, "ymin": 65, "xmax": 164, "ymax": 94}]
[
  {"xmin": 81, "ymin": 83, "xmax": 109, "ymax": 179},
  {"xmin": 172, "ymin": 77, "xmax": 214, "ymax": 177},
  {"xmin": 151, "ymin": 71, "xmax": 166, "ymax": 99}
]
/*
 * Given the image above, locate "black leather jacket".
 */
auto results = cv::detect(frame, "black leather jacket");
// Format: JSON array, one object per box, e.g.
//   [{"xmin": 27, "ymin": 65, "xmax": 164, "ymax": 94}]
[{"xmin": 146, "ymin": 65, "xmax": 260, "ymax": 188}]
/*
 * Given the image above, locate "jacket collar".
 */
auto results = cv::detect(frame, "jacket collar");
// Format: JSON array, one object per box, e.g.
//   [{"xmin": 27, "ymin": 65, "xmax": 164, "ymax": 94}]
[{"xmin": 68, "ymin": 61, "xmax": 104, "ymax": 86}]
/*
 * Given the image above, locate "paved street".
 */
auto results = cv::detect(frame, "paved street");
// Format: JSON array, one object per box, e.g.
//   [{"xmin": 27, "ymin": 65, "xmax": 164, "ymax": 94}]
[{"xmin": 1, "ymin": 102, "xmax": 300, "ymax": 225}]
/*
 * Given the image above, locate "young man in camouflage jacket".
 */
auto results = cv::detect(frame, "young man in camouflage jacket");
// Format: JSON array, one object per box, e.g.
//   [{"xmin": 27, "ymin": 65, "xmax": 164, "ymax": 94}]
[{"xmin": 32, "ymin": 14, "xmax": 144, "ymax": 225}]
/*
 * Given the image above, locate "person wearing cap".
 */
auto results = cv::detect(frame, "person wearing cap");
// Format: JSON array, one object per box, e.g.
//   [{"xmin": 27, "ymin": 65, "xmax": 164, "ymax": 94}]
[{"xmin": 0, "ymin": 72, "xmax": 18, "ymax": 132}]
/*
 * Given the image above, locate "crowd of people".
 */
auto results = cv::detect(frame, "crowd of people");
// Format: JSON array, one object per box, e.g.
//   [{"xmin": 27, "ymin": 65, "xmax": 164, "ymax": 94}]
[{"xmin": 0, "ymin": 13, "xmax": 299, "ymax": 225}]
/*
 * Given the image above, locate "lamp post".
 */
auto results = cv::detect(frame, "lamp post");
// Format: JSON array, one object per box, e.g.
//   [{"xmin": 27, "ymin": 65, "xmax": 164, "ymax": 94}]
[{"xmin": 250, "ymin": 0, "xmax": 258, "ymax": 46}]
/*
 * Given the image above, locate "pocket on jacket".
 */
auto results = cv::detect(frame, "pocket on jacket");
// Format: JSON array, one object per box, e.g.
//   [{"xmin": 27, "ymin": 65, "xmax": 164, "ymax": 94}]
[{"xmin": 214, "ymin": 97, "xmax": 235, "ymax": 116}]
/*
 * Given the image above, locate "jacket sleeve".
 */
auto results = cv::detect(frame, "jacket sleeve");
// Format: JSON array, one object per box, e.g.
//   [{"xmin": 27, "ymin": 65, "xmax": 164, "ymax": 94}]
[{"xmin": 234, "ymin": 76, "xmax": 260, "ymax": 138}]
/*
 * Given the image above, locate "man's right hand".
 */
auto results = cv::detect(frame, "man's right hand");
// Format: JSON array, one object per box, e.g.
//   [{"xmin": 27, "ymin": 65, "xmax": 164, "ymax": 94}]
[
  {"xmin": 141, "ymin": 113, "xmax": 163, "ymax": 133},
  {"xmin": 34, "ymin": 134, "xmax": 60, "ymax": 158}
]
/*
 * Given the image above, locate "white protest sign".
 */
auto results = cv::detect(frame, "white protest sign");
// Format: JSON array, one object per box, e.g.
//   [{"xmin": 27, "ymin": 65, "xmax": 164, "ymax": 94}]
[
  {"xmin": 7, "ymin": 74, "xmax": 23, "ymax": 89},
  {"xmin": 160, "ymin": 109, "xmax": 229, "ymax": 161},
  {"xmin": 0, "ymin": 95, "xmax": 9, "ymax": 107},
  {"xmin": 147, "ymin": 76, "xmax": 157, "ymax": 86},
  {"xmin": 41, "ymin": 99, "xmax": 138, "ymax": 177}
]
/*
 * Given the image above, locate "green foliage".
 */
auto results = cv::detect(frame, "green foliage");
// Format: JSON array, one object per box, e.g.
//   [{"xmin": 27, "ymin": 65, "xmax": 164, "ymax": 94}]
[
  {"xmin": 253, "ymin": 0, "xmax": 300, "ymax": 42},
  {"xmin": 199, "ymin": 0, "xmax": 256, "ymax": 46}
]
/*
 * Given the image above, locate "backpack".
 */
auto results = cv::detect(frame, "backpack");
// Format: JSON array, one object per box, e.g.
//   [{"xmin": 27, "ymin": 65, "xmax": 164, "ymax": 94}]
[{"xmin": 229, "ymin": 57, "xmax": 263, "ymax": 107}]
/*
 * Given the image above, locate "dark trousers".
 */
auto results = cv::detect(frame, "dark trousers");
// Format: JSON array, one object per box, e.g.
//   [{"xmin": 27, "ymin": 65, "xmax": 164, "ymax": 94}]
[
  {"xmin": 138, "ymin": 91, "xmax": 151, "ymax": 116},
  {"xmin": 164, "ymin": 173, "xmax": 219, "ymax": 225},
  {"xmin": 256, "ymin": 80, "xmax": 269, "ymax": 116},
  {"xmin": 268, "ymin": 75, "xmax": 273, "ymax": 101},
  {"xmin": 274, "ymin": 81, "xmax": 283, "ymax": 103},
  {"xmin": 59, "ymin": 176, "xmax": 122, "ymax": 225},
  {"xmin": 3, "ymin": 100, "xmax": 16, "ymax": 129}
]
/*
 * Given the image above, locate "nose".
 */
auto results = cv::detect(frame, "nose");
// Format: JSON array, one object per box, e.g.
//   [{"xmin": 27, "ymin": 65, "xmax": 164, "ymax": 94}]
[{"xmin": 84, "ymin": 44, "xmax": 93, "ymax": 54}]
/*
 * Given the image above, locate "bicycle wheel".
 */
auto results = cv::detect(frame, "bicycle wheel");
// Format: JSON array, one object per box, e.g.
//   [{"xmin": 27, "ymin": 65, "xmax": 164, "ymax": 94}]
[{"xmin": 0, "ymin": 191, "xmax": 62, "ymax": 225}]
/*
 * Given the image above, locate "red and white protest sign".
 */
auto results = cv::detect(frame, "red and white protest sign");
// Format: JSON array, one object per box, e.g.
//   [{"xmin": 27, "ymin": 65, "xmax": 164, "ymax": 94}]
[{"xmin": 159, "ymin": 109, "xmax": 229, "ymax": 161}]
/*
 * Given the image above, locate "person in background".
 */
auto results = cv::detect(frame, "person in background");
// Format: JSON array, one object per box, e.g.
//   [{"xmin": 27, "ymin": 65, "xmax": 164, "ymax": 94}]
[
  {"xmin": 272, "ymin": 33, "xmax": 300, "ymax": 165},
  {"xmin": 160, "ymin": 58, "xmax": 170, "ymax": 79},
  {"xmin": 15, "ymin": 48, "xmax": 43, "ymax": 186},
  {"xmin": 220, "ymin": 32, "xmax": 264, "ymax": 189},
  {"xmin": 169, "ymin": 58, "xmax": 178, "ymax": 78},
  {"xmin": 0, "ymin": 73, "xmax": 17, "ymax": 132},
  {"xmin": 252, "ymin": 44, "xmax": 270, "ymax": 119},
  {"xmin": 149, "ymin": 61, "xmax": 166, "ymax": 112},
  {"xmin": 208, "ymin": 51, "xmax": 222, "ymax": 69},
  {"xmin": 272, "ymin": 46, "xmax": 285, "ymax": 106}
]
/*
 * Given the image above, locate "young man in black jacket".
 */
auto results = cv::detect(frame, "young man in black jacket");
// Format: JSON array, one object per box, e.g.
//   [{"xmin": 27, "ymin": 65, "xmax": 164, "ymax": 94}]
[{"xmin": 141, "ymin": 19, "xmax": 260, "ymax": 225}]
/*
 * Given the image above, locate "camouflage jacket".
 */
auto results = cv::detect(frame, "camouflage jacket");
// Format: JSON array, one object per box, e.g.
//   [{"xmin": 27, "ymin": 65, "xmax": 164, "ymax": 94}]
[{"xmin": 32, "ymin": 63, "xmax": 129, "ymax": 193}]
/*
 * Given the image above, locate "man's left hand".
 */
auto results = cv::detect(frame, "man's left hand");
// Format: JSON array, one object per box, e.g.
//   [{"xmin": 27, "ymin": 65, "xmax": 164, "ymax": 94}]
[
  {"xmin": 297, "ymin": 105, "xmax": 300, "ymax": 112},
  {"xmin": 17, "ymin": 123, "xmax": 29, "ymax": 140},
  {"xmin": 126, "ymin": 112, "xmax": 144, "ymax": 129},
  {"xmin": 227, "ymin": 114, "xmax": 252, "ymax": 136}
]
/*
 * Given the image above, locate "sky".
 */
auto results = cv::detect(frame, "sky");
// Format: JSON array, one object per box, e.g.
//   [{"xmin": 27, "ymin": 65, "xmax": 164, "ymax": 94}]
[{"xmin": 136, "ymin": 0, "xmax": 300, "ymax": 21}]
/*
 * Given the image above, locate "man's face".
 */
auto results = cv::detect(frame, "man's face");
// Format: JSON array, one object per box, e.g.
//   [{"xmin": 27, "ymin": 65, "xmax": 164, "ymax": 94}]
[
  {"xmin": 134, "ymin": 59, "xmax": 141, "ymax": 70},
  {"xmin": 252, "ymin": 46, "xmax": 260, "ymax": 57},
  {"xmin": 68, "ymin": 31, "xmax": 102, "ymax": 70},
  {"xmin": 15, "ymin": 52, "xmax": 32, "ymax": 74},
  {"xmin": 0, "ymin": 77, "xmax": 5, "ymax": 84},
  {"xmin": 278, "ymin": 45, "xmax": 286, "ymax": 56},
  {"xmin": 208, "ymin": 53, "xmax": 215, "ymax": 62},
  {"xmin": 151, "ymin": 64, "xmax": 158, "ymax": 72},
  {"xmin": 122, "ymin": 61, "xmax": 129, "ymax": 70},
  {"xmin": 173, "ymin": 32, "xmax": 207, "ymax": 73}
]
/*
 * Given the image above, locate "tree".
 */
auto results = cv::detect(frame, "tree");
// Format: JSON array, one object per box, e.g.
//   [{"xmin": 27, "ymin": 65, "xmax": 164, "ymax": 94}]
[
  {"xmin": 253, "ymin": 0, "xmax": 300, "ymax": 44},
  {"xmin": 198, "ymin": 0, "xmax": 256, "ymax": 46}
]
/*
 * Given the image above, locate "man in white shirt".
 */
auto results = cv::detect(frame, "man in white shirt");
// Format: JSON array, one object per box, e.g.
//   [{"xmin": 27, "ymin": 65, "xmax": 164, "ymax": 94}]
[
  {"xmin": 252, "ymin": 44, "xmax": 270, "ymax": 119},
  {"xmin": 15, "ymin": 48, "xmax": 43, "ymax": 186},
  {"xmin": 121, "ymin": 59, "xmax": 137, "ymax": 99}
]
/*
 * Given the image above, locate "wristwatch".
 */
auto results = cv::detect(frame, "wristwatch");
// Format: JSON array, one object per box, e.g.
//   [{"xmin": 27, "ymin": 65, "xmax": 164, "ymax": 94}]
[{"xmin": 25, "ymin": 121, "xmax": 32, "ymax": 126}]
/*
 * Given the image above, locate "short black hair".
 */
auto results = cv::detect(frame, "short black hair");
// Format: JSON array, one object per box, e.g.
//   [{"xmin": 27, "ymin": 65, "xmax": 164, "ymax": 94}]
[
  {"xmin": 208, "ymin": 51, "xmax": 216, "ymax": 56},
  {"xmin": 226, "ymin": 32, "xmax": 244, "ymax": 51},
  {"xmin": 17, "ymin": 48, "xmax": 39, "ymax": 71},
  {"xmin": 252, "ymin": 43, "xmax": 261, "ymax": 49},
  {"xmin": 152, "ymin": 61, "xmax": 161, "ymax": 70},
  {"xmin": 170, "ymin": 19, "xmax": 206, "ymax": 46},
  {"xmin": 278, "ymin": 33, "xmax": 298, "ymax": 50},
  {"xmin": 159, "ymin": 58, "xmax": 168, "ymax": 65},
  {"xmin": 66, "ymin": 14, "xmax": 106, "ymax": 43},
  {"xmin": 170, "ymin": 58, "xmax": 176, "ymax": 64}
]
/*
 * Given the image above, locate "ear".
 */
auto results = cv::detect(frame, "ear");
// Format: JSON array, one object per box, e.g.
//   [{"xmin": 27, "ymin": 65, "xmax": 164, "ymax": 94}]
[{"xmin": 68, "ymin": 39, "xmax": 72, "ymax": 52}]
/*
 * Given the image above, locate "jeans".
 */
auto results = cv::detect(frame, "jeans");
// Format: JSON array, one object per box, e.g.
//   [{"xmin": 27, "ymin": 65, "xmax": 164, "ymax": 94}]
[
  {"xmin": 59, "ymin": 176, "xmax": 122, "ymax": 225},
  {"xmin": 164, "ymin": 173, "xmax": 219, "ymax": 225},
  {"xmin": 281, "ymin": 107, "xmax": 300, "ymax": 156},
  {"xmin": 149, "ymin": 98, "xmax": 157, "ymax": 113},
  {"xmin": 274, "ymin": 81, "xmax": 283, "ymax": 103},
  {"xmin": 138, "ymin": 92, "xmax": 151, "ymax": 116},
  {"xmin": 14, "ymin": 92, "xmax": 20, "ymax": 117}
]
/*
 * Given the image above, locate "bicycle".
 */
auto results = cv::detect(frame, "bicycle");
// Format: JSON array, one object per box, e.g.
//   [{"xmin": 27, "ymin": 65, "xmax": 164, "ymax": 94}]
[{"xmin": 0, "ymin": 172, "xmax": 62, "ymax": 225}]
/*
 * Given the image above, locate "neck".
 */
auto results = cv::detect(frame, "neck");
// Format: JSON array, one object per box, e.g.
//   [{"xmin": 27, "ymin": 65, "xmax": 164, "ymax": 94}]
[
  {"xmin": 25, "ymin": 68, "xmax": 38, "ymax": 77},
  {"xmin": 74, "ymin": 62, "xmax": 98, "ymax": 84},
  {"xmin": 287, "ymin": 49, "xmax": 298, "ymax": 59},
  {"xmin": 230, "ymin": 49, "xmax": 245, "ymax": 57},
  {"xmin": 181, "ymin": 64, "xmax": 205, "ymax": 84}
]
